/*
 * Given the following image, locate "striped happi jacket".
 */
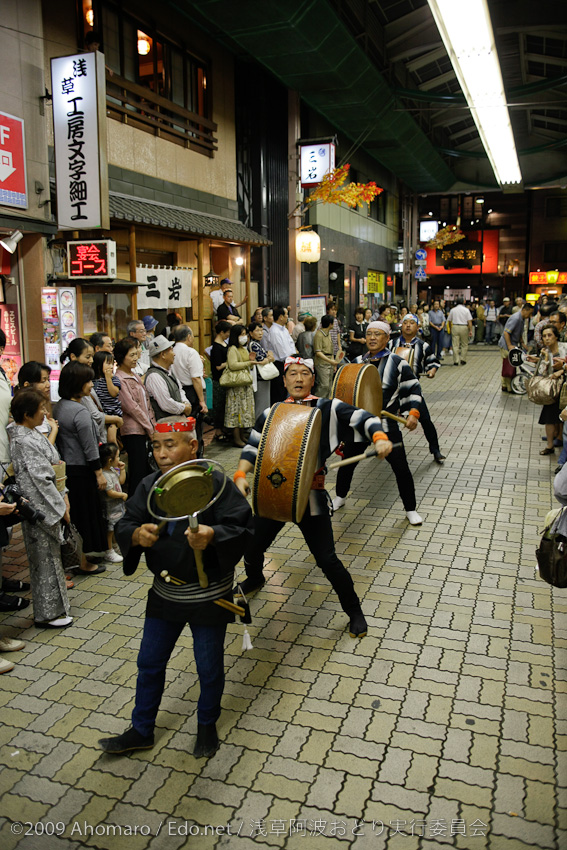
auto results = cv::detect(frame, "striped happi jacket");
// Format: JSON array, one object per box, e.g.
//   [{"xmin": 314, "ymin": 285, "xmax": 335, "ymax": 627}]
[
  {"xmin": 354, "ymin": 349, "xmax": 423, "ymax": 441},
  {"xmin": 387, "ymin": 335, "xmax": 440, "ymax": 377}
]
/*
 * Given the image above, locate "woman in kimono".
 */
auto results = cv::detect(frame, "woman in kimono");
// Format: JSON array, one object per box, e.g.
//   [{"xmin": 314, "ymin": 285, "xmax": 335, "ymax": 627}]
[{"xmin": 10, "ymin": 389, "xmax": 72, "ymax": 628}]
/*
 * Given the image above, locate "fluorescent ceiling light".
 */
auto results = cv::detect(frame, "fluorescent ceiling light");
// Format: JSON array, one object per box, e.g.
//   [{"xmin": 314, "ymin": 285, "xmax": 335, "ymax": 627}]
[{"xmin": 427, "ymin": 0, "xmax": 522, "ymax": 186}]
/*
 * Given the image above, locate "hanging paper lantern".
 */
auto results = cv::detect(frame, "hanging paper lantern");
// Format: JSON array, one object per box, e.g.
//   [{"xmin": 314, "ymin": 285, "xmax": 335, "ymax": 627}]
[
  {"xmin": 547, "ymin": 270, "xmax": 559, "ymax": 284},
  {"xmin": 296, "ymin": 230, "xmax": 321, "ymax": 264}
]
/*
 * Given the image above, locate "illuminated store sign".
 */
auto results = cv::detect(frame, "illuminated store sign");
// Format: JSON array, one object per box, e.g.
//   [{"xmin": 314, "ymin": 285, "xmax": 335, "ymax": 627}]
[
  {"xmin": 300, "ymin": 143, "xmax": 335, "ymax": 187},
  {"xmin": 67, "ymin": 240, "xmax": 116, "ymax": 279}
]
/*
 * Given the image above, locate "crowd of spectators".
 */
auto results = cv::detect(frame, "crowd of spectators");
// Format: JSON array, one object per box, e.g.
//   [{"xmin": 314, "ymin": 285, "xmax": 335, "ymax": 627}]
[{"xmin": 0, "ymin": 282, "xmax": 562, "ymax": 672}]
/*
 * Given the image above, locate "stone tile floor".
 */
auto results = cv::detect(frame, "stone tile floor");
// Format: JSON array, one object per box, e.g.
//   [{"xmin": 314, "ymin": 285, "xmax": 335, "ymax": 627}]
[{"xmin": 0, "ymin": 347, "xmax": 565, "ymax": 850}]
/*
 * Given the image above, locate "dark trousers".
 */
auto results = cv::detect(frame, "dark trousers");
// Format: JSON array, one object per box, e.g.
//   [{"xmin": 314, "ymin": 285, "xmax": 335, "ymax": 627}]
[
  {"xmin": 430, "ymin": 327, "xmax": 443, "ymax": 358},
  {"xmin": 183, "ymin": 385, "xmax": 204, "ymax": 456},
  {"xmin": 132, "ymin": 616, "xmax": 227, "ymax": 736},
  {"xmin": 336, "ymin": 442, "xmax": 416, "ymax": 511},
  {"xmin": 420, "ymin": 398, "xmax": 440, "ymax": 456},
  {"xmin": 244, "ymin": 511, "xmax": 361, "ymax": 615},
  {"xmin": 122, "ymin": 434, "xmax": 152, "ymax": 496}
]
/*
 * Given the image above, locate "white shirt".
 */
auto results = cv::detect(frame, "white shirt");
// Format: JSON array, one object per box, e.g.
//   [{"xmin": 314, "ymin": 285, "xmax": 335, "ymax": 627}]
[
  {"xmin": 210, "ymin": 289, "xmax": 225, "ymax": 313},
  {"xmin": 447, "ymin": 305, "xmax": 473, "ymax": 325},
  {"xmin": 262, "ymin": 323, "xmax": 274, "ymax": 351},
  {"xmin": 133, "ymin": 344, "xmax": 150, "ymax": 376},
  {"xmin": 171, "ymin": 343, "xmax": 206, "ymax": 389},
  {"xmin": 270, "ymin": 322, "xmax": 297, "ymax": 361}
]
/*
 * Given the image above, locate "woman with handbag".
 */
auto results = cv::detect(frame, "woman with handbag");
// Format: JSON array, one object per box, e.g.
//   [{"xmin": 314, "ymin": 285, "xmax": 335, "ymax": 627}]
[
  {"xmin": 10, "ymin": 389, "xmax": 73, "ymax": 627},
  {"xmin": 248, "ymin": 321, "xmax": 276, "ymax": 419},
  {"xmin": 527, "ymin": 326, "xmax": 567, "ymax": 454},
  {"xmin": 222, "ymin": 324, "xmax": 256, "ymax": 447}
]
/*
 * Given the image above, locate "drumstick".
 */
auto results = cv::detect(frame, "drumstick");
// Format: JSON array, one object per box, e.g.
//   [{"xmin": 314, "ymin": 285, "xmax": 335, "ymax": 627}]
[
  {"xmin": 328, "ymin": 446, "xmax": 377, "ymax": 470},
  {"xmin": 381, "ymin": 410, "xmax": 410, "ymax": 427},
  {"xmin": 156, "ymin": 517, "xmax": 209, "ymax": 588},
  {"xmin": 214, "ymin": 598, "xmax": 246, "ymax": 616}
]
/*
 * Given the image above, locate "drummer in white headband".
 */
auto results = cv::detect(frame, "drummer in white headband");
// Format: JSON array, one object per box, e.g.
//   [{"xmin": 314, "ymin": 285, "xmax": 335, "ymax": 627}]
[
  {"xmin": 388, "ymin": 314, "xmax": 445, "ymax": 465},
  {"xmin": 333, "ymin": 320, "xmax": 425, "ymax": 525},
  {"xmin": 233, "ymin": 355, "xmax": 393, "ymax": 638}
]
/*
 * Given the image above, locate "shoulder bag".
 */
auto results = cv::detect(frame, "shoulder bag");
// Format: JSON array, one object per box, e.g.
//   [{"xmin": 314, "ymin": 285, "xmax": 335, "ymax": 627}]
[
  {"xmin": 526, "ymin": 351, "xmax": 563, "ymax": 405},
  {"xmin": 256, "ymin": 361, "xmax": 279, "ymax": 381},
  {"xmin": 536, "ymin": 507, "xmax": 567, "ymax": 588},
  {"xmin": 220, "ymin": 348, "xmax": 253, "ymax": 388}
]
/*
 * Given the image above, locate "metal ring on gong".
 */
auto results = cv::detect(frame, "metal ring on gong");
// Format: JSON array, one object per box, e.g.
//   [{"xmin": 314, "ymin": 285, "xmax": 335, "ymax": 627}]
[{"xmin": 146, "ymin": 459, "xmax": 228, "ymax": 523}]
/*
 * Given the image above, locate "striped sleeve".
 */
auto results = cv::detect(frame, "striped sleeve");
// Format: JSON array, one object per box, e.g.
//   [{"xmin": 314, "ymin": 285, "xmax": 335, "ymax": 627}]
[
  {"xmin": 397, "ymin": 360, "xmax": 423, "ymax": 415},
  {"xmin": 327, "ymin": 398, "xmax": 384, "ymax": 451},
  {"xmin": 423, "ymin": 341, "xmax": 440, "ymax": 372}
]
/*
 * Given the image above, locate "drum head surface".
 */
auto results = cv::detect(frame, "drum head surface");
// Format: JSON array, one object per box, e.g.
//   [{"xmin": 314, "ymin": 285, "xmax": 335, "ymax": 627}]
[
  {"xmin": 253, "ymin": 403, "xmax": 322, "ymax": 523},
  {"xmin": 332, "ymin": 363, "xmax": 382, "ymax": 416},
  {"xmin": 154, "ymin": 468, "xmax": 214, "ymax": 517}
]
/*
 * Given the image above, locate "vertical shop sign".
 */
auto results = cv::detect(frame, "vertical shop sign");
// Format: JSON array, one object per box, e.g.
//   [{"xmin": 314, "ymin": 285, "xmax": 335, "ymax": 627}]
[
  {"xmin": 300, "ymin": 143, "xmax": 336, "ymax": 187},
  {"xmin": 0, "ymin": 304, "xmax": 22, "ymax": 386},
  {"xmin": 51, "ymin": 51, "xmax": 109, "ymax": 229}
]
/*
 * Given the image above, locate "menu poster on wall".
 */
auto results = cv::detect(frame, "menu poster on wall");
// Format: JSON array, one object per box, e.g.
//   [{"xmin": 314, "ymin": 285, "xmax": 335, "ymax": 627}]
[
  {"xmin": 300, "ymin": 295, "xmax": 327, "ymax": 324},
  {"xmin": 57, "ymin": 287, "xmax": 77, "ymax": 351},
  {"xmin": 0, "ymin": 304, "xmax": 22, "ymax": 386}
]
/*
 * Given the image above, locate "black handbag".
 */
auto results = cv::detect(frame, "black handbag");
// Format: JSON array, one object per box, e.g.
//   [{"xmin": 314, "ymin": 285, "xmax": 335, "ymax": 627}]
[
  {"xmin": 61, "ymin": 522, "xmax": 83, "ymax": 571},
  {"xmin": 536, "ymin": 508, "xmax": 567, "ymax": 588}
]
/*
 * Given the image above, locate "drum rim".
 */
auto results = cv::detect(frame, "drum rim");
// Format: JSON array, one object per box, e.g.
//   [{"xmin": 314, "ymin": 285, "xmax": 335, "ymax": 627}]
[{"xmin": 252, "ymin": 402, "xmax": 280, "ymax": 516}]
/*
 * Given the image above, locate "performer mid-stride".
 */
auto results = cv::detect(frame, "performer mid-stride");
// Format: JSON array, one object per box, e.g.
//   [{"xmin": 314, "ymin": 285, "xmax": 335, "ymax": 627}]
[
  {"xmin": 233, "ymin": 357, "xmax": 393, "ymax": 638},
  {"xmin": 332, "ymin": 321, "xmax": 424, "ymax": 526},
  {"xmin": 99, "ymin": 417, "xmax": 253, "ymax": 758}
]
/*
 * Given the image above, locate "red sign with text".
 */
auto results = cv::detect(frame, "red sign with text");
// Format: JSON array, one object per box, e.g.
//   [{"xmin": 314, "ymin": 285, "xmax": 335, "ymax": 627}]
[
  {"xmin": 425, "ymin": 230, "xmax": 499, "ymax": 275},
  {"xmin": 0, "ymin": 112, "xmax": 27, "ymax": 209}
]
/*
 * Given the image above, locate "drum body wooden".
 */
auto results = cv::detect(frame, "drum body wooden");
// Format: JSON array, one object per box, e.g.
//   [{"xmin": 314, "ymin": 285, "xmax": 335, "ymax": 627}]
[
  {"xmin": 252, "ymin": 403, "xmax": 322, "ymax": 524},
  {"xmin": 331, "ymin": 363, "xmax": 383, "ymax": 416},
  {"xmin": 394, "ymin": 345, "xmax": 415, "ymax": 370}
]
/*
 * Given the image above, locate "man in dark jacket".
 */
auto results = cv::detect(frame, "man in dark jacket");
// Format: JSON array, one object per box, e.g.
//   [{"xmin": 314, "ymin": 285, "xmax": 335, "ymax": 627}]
[{"xmin": 99, "ymin": 417, "xmax": 253, "ymax": 757}]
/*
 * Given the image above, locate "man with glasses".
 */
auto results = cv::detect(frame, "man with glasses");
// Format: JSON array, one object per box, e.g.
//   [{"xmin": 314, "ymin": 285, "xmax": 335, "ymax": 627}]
[
  {"xmin": 127, "ymin": 320, "xmax": 150, "ymax": 375},
  {"xmin": 332, "ymin": 321, "xmax": 424, "ymax": 525}
]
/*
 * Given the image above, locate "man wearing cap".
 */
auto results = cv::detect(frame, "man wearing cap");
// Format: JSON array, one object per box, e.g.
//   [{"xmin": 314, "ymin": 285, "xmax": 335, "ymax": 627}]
[
  {"xmin": 210, "ymin": 278, "xmax": 247, "ymax": 316},
  {"xmin": 99, "ymin": 416, "xmax": 253, "ymax": 758},
  {"xmin": 333, "ymin": 321, "xmax": 424, "ymax": 525},
  {"xmin": 216, "ymin": 289, "xmax": 241, "ymax": 326},
  {"xmin": 142, "ymin": 314, "xmax": 158, "ymax": 342},
  {"xmin": 233, "ymin": 356, "xmax": 393, "ymax": 638},
  {"xmin": 145, "ymin": 335, "xmax": 193, "ymax": 421},
  {"xmin": 499, "ymin": 297, "xmax": 513, "ymax": 322},
  {"xmin": 389, "ymin": 314, "xmax": 445, "ymax": 464}
]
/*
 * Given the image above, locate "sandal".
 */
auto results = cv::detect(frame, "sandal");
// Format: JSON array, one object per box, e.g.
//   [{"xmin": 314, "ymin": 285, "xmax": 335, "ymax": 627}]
[
  {"xmin": 66, "ymin": 579, "xmax": 74, "ymax": 590},
  {"xmin": 2, "ymin": 578, "xmax": 31, "ymax": 592},
  {"xmin": 540, "ymin": 447, "xmax": 555, "ymax": 455}
]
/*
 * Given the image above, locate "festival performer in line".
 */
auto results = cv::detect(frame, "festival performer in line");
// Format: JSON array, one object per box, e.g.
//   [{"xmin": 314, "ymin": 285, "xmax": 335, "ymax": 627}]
[
  {"xmin": 332, "ymin": 321, "xmax": 424, "ymax": 525},
  {"xmin": 99, "ymin": 417, "xmax": 253, "ymax": 758},
  {"xmin": 233, "ymin": 356, "xmax": 393, "ymax": 638},
  {"xmin": 389, "ymin": 313, "xmax": 445, "ymax": 465}
]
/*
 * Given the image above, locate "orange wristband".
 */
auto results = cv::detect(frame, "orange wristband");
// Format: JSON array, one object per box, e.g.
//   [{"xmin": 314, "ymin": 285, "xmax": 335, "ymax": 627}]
[
  {"xmin": 372, "ymin": 432, "xmax": 389, "ymax": 442},
  {"xmin": 409, "ymin": 408, "xmax": 420, "ymax": 420},
  {"xmin": 233, "ymin": 470, "xmax": 247, "ymax": 482}
]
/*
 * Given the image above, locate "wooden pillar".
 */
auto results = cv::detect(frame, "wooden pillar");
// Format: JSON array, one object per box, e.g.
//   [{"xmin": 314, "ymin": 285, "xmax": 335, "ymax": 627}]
[
  {"xmin": 197, "ymin": 239, "xmax": 205, "ymax": 351},
  {"xmin": 245, "ymin": 245, "xmax": 251, "ymax": 324},
  {"xmin": 129, "ymin": 225, "xmax": 138, "ymax": 318}
]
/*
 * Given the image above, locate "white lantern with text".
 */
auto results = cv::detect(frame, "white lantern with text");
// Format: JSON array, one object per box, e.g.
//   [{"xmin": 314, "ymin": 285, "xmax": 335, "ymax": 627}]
[{"xmin": 296, "ymin": 231, "xmax": 321, "ymax": 264}]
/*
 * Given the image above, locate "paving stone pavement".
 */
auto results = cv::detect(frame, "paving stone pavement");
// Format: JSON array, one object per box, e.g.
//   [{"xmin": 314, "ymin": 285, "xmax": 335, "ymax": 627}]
[{"xmin": 0, "ymin": 348, "xmax": 565, "ymax": 850}]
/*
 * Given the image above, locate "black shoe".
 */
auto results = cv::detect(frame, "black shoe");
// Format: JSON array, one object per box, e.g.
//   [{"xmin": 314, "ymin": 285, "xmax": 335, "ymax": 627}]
[
  {"xmin": 99, "ymin": 727, "xmax": 154, "ymax": 754},
  {"xmin": 453, "ymin": 363, "xmax": 459, "ymax": 366},
  {"xmin": 349, "ymin": 611, "xmax": 368, "ymax": 638},
  {"xmin": 434, "ymin": 453, "xmax": 446, "ymax": 465},
  {"xmin": 193, "ymin": 723, "xmax": 219, "ymax": 758},
  {"xmin": 555, "ymin": 465, "xmax": 563, "ymax": 474},
  {"xmin": 235, "ymin": 576, "xmax": 265, "ymax": 597},
  {"xmin": 461, "ymin": 361, "xmax": 467, "ymax": 365},
  {"xmin": 0, "ymin": 592, "xmax": 30, "ymax": 612},
  {"xmin": 1, "ymin": 579, "xmax": 30, "ymax": 592}
]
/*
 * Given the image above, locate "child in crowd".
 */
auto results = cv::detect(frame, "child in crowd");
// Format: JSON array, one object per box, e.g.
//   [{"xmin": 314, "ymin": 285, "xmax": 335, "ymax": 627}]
[
  {"xmin": 99, "ymin": 442, "xmax": 127, "ymax": 564},
  {"xmin": 93, "ymin": 351, "xmax": 122, "ymax": 443}
]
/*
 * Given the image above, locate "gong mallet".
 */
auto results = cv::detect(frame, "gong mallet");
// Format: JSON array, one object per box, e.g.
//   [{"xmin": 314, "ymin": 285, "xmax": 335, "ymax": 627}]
[{"xmin": 381, "ymin": 410, "xmax": 413, "ymax": 427}]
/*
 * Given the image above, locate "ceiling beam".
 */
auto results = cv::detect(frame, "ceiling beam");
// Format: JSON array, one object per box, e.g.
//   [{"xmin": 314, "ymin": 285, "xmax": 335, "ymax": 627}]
[
  {"xmin": 405, "ymin": 46, "xmax": 447, "ymax": 73},
  {"xmin": 418, "ymin": 70, "xmax": 456, "ymax": 91},
  {"xmin": 524, "ymin": 53, "xmax": 567, "ymax": 67}
]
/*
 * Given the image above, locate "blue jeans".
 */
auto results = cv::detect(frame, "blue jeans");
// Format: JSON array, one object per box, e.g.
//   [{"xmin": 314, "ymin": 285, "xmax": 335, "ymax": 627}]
[
  {"xmin": 131, "ymin": 616, "xmax": 227, "ymax": 736},
  {"xmin": 430, "ymin": 327, "xmax": 443, "ymax": 358}
]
